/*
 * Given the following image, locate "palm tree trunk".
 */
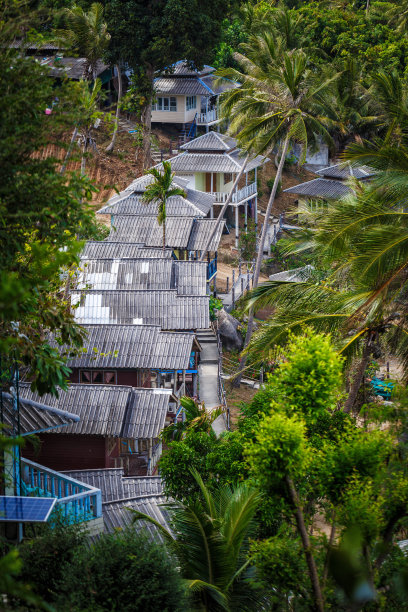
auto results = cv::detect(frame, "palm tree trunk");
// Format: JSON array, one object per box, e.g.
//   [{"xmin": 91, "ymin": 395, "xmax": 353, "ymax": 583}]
[
  {"xmin": 199, "ymin": 155, "xmax": 249, "ymax": 263},
  {"xmin": 81, "ymin": 137, "xmax": 87, "ymax": 176},
  {"xmin": 234, "ymin": 135, "xmax": 290, "ymax": 387},
  {"xmin": 286, "ymin": 475, "xmax": 325, "ymax": 612},
  {"xmin": 142, "ymin": 65, "xmax": 154, "ymax": 171},
  {"xmin": 60, "ymin": 127, "xmax": 79, "ymax": 174},
  {"xmin": 344, "ymin": 341, "xmax": 371, "ymax": 413},
  {"xmin": 163, "ymin": 219, "xmax": 166, "ymax": 252},
  {"xmin": 105, "ymin": 64, "xmax": 122, "ymax": 154}
]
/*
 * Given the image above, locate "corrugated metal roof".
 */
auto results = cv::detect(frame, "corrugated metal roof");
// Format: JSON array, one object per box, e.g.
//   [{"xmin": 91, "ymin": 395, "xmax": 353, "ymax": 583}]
[
  {"xmin": 316, "ymin": 163, "xmax": 375, "ymax": 180},
  {"xmin": 18, "ymin": 384, "xmax": 170, "ymax": 439},
  {"xmin": 81, "ymin": 243, "xmax": 172, "ymax": 260},
  {"xmin": 187, "ymin": 219, "xmax": 225, "ymax": 251},
  {"xmin": 108, "ymin": 216, "xmax": 195, "ymax": 248},
  {"xmin": 174, "ymin": 260, "xmax": 207, "ymax": 295},
  {"xmin": 154, "ymin": 77, "xmax": 210, "ymax": 96},
  {"xmin": 283, "ymin": 178, "xmax": 352, "ymax": 199},
  {"xmin": 62, "ymin": 470, "xmax": 169, "ymax": 536},
  {"xmin": 98, "ymin": 193, "xmax": 211, "ymax": 217},
  {"xmin": 65, "ymin": 324, "xmax": 195, "ymax": 370},
  {"xmin": 101, "ymin": 177, "xmax": 214, "ymax": 215},
  {"xmin": 162, "ymin": 61, "xmax": 214, "ymax": 77},
  {"xmin": 168, "ymin": 151, "xmax": 266, "ymax": 173},
  {"xmin": 62, "ymin": 469, "xmax": 163, "ymax": 502},
  {"xmin": 1, "ymin": 393, "xmax": 78, "ymax": 436},
  {"xmin": 122, "ymin": 389, "xmax": 169, "ymax": 438},
  {"xmin": 102, "ymin": 494, "xmax": 170, "ymax": 535},
  {"xmin": 76, "ymin": 259, "xmax": 207, "ymax": 295},
  {"xmin": 180, "ymin": 132, "xmax": 237, "ymax": 152},
  {"xmin": 35, "ymin": 56, "xmax": 108, "ymax": 80},
  {"xmin": 71, "ymin": 290, "xmax": 210, "ymax": 329},
  {"xmin": 170, "ymin": 152, "xmax": 241, "ymax": 173}
]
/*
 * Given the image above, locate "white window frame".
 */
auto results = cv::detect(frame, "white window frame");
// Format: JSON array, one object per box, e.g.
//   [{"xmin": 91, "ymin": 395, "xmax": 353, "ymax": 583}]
[
  {"xmin": 152, "ymin": 97, "xmax": 177, "ymax": 112},
  {"xmin": 186, "ymin": 96, "xmax": 197, "ymax": 111}
]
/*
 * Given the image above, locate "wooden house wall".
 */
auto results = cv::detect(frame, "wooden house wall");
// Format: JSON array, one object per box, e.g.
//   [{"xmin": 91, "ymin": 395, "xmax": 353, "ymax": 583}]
[
  {"xmin": 69, "ymin": 368, "xmax": 150, "ymax": 388},
  {"xmin": 23, "ymin": 434, "xmax": 107, "ymax": 472}
]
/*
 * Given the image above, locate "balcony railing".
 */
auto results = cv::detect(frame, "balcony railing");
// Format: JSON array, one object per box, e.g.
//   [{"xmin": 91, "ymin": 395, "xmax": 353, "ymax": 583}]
[
  {"xmin": 197, "ymin": 108, "xmax": 218, "ymax": 124},
  {"xmin": 21, "ymin": 458, "xmax": 102, "ymax": 523},
  {"xmin": 213, "ymin": 182, "xmax": 257, "ymax": 204}
]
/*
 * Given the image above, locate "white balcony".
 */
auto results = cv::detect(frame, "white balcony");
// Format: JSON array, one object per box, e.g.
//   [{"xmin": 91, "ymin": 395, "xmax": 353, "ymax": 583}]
[
  {"xmin": 212, "ymin": 182, "xmax": 257, "ymax": 204},
  {"xmin": 197, "ymin": 108, "xmax": 219, "ymax": 124}
]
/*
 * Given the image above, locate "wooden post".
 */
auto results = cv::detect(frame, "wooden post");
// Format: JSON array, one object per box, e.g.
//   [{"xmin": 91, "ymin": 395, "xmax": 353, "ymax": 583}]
[
  {"xmin": 241, "ymin": 276, "xmax": 244, "ymax": 295},
  {"xmin": 232, "ymin": 268, "xmax": 235, "ymax": 287},
  {"xmin": 386, "ymin": 362, "xmax": 390, "ymax": 379},
  {"xmin": 260, "ymin": 367, "xmax": 264, "ymax": 384},
  {"xmin": 226, "ymin": 277, "xmax": 229, "ymax": 293},
  {"xmin": 232, "ymin": 286, "xmax": 235, "ymax": 309}
]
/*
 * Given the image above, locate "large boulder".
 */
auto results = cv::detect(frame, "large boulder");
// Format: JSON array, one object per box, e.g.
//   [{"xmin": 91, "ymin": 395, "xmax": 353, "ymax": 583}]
[{"xmin": 216, "ymin": 308, "xmax": 243, "ymax": 351}]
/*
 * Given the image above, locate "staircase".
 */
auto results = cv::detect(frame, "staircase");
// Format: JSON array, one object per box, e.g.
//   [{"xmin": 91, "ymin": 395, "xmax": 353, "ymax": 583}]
[{"xmin": 178, "ymin": 114, "xmax": 197, "ymax": 145}]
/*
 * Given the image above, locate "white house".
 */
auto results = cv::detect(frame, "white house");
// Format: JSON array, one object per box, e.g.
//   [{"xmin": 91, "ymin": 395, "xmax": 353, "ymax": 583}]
[
  {"xmin": 151, "ymin": 61, "xmax": 237, "ymax": 133},
  {"xmin": 162, "ymin": 132, "xmax": 269, "ymax": 247}
]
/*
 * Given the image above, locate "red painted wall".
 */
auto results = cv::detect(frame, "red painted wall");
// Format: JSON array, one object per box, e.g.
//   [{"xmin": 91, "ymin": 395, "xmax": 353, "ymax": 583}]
[{"xmin": 23, "ymin": 434, "xmax": 107, "ymax": 472}]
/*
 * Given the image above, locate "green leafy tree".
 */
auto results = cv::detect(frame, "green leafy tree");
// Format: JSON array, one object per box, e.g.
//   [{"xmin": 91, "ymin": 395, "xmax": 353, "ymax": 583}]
[
  {"xmin": 142, "ymin": 161, "xmax": 186, "ymax": 251},
  {"xmin": 0, "ymin": 14, "xmax": 104, "ymax": 395},
  {"xmin": 132, "ymin": 470, "xmax": 264, "ymax": 612},
  {"xmin": 103, "ymin": 0, "xmax": 232, "ymax": 168}
]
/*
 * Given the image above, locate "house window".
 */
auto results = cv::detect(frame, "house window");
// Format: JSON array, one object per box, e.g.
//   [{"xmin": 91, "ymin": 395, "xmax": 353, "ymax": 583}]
[
  {"xmin": 224, "ymin": 173, "xmax": 233, "ymax": 185},
  {"xmin": 152, "ymin": 97, "xmax": 177, "ymax": 112},
  {"xmin": 80, "ymin": 370, "xmax": 116, "ymax": 384},
  {"xmin": 186, "ymin": 96, "xmax": 197, "ymax": 111}
]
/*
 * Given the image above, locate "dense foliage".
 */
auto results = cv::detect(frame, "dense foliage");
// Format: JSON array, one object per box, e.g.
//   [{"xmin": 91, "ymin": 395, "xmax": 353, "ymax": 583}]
[
  {"xmin": 160, "ymin": 332, "xmax": 408, "ymax": 609},
  {"xmin": 8, "ymin": 521, "xmax": 187, "ymax": 611},
  {"xmin": 0, "ymin": 17, "xmax": 107, "ymax": 395}
]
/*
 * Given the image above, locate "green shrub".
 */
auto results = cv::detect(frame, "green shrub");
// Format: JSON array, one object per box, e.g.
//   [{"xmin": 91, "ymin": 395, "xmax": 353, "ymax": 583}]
[
  {"xmin": 59, "ymin": 529, "xmax": 187, "ymax": 612},
  {"xmin": 266, "ymin": 177, "xmax": 282, "ymax": 195}
]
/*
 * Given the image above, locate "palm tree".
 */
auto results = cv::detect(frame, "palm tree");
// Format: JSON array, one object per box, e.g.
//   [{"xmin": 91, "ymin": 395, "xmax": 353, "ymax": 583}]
[
  {"xmin": 132, "ymin": 471, "xmax": 264, "ymax": 611},
  {"xmin": 56, "ymin": 3, "xmax": 112, "ymax": 168},
  {"xmin": 142, "ymin": 161, "xmax": 186, "ymax": 251},
  {"xmin": 76, "ymin": 78, "xmax": 103, "ymax": 175},
  {"xmin": 161, "ymin": 397, "xmax": 223, "ymax": 443},
  {"xmin": 217, "ymin": 33, "xmax": 338, "ymax": 384},
  {"xmin": 57, "ymin": 3, "xmax": 110, "ymax": 81},
  {"xmin": 245, "ymin": 179, "xmax": 408, "ymax": 412}
]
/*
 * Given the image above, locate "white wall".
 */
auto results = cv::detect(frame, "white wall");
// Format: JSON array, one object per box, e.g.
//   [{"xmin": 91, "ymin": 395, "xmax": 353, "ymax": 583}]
[{"xmin": 151, "ymin": 95, "xmax": 186, "ymax": 124}]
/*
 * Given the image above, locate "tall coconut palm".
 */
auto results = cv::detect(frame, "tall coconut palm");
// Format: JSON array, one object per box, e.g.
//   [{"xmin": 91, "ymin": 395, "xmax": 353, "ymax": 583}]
[
  {"xmin": 57, "ymin": 3, "xmax": 112, "ymax": 169},
  {"xmin": 245, "ymin": 178, "xmax": 408, "ymax": 412},
  {"xmin": 142, "ymin": 161, "xmax": 186, "ymax": 251},
  {"xmin": 57, "ymin": 2, "xmax": 110, "ymax": 81},
  {"xmin": 132, "ymin": 471, "xmax": 264, "ymax": 611},
  {"xmin": 217, "ymin": 33, "xmax": 338, "ymax": 384},
  {"xmin": 76, "ymin": 78, "xmax": 103, "ymax": 175}
]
